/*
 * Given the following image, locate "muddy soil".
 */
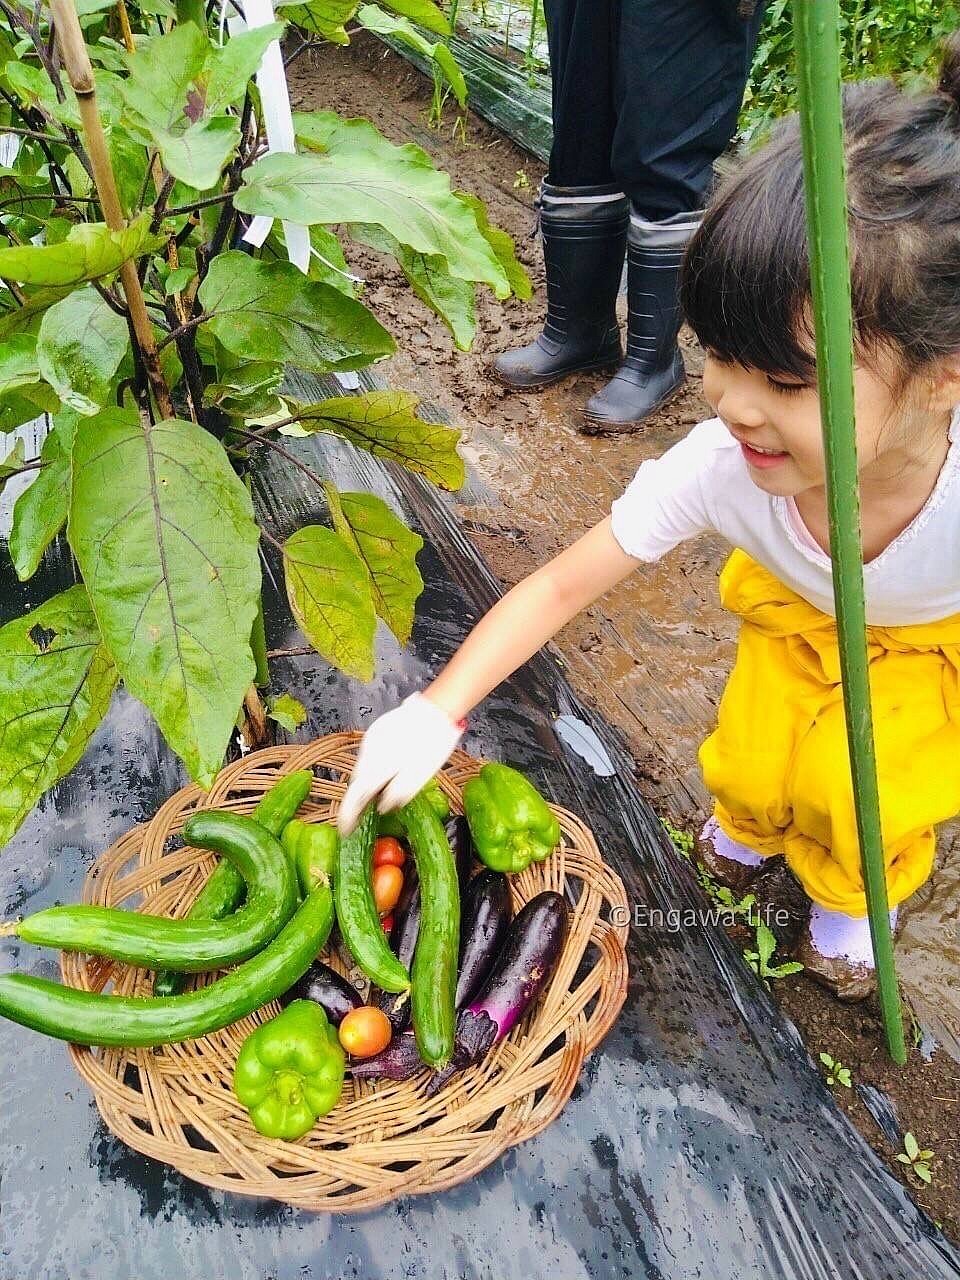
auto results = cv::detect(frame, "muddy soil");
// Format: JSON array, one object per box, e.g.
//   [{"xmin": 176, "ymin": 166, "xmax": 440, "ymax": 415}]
[{"xmin": 290, "ymin": 33, "xmax": 960, "ymax": 1237}]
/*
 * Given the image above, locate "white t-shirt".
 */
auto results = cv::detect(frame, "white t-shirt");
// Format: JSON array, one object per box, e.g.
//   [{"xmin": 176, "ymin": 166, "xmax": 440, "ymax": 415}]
[{"xmin": 609, "ymin": 409, "xmax": 960, "ymax": 626}]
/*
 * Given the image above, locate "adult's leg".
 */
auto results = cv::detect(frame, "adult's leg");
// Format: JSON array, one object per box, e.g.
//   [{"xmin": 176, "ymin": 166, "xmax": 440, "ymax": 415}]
[
  {"xmin": 493, "ymin": 0, "xmax": 631, "ymax": 389},
  {"xmin": 542, "ymin": 0, "xmax": 618, "ymax": 188},
  {"xmin": 613, "ymin": 0, "xmax": 767, "ymax": 218},
  {"xmin": 583, "ymin": 0, "xmax": 768, "ymax": 429}
]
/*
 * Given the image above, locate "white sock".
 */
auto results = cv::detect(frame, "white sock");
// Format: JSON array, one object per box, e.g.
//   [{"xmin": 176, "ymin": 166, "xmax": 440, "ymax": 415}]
[
  {"xmin": 808, "ymin": 903, "xmax": 899, "ymax": 966},
  {"xmin": 700, "ymin": 815, "xmax": 765, "ymax": 867}
]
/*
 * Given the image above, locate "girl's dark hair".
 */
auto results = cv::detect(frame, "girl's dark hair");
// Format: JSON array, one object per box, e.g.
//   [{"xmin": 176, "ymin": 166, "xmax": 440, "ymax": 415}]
[{"xmin": 681, "ymin": 32, "xmax": 960, "ymax": 385}]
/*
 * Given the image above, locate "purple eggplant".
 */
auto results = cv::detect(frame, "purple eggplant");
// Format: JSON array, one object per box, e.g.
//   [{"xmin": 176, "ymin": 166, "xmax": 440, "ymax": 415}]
[
  {"xmin": 353, "ymin": 891, "xmax": 568, "ymax": 1087},
  {"xmin": 348, "ymin": 1031, "xmax": 422, "ymax": 1080},
  {"xmin": 445, "ymin": 815, "xmax": 477, "ymax": 890},
  {"xmin": 282, "ymin": 960, "xmax": 363, "ymax": 1025},
  {"xmin": 455, "ymin": 869, "xmax": 513, "ymax": 1009},
  {"xmin": 426, "ymin": 891, "xmax": 568, "ymax": 1094}
]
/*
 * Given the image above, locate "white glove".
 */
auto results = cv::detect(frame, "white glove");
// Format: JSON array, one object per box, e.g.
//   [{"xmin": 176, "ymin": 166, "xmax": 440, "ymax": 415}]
[{"xmin": 337, "ymin": 693, "xmax": 465, "ymax": 836}]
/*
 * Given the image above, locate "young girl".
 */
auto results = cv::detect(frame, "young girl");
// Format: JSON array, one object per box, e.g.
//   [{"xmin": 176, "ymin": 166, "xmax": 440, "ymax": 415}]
[{"xmin": 338, "ymin": 39, "xmax": 960, "ymax": 1001}]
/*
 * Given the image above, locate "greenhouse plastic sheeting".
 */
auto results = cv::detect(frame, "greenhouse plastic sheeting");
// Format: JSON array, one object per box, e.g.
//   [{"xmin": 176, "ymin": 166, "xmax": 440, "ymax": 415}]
[
  {"xmin": 2, "ymin": 408, "xmax": 960, "ymax": 1280},
  {"xmin": 376, "ymin": 22, "xmax": 553, "ymax": 161}
]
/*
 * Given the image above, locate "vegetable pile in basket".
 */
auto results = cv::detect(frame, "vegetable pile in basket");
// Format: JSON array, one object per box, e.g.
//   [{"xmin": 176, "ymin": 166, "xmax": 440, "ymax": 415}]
[{"xmin": 0, "ymin": 762, "xmax": 570, "ymax": 1142}]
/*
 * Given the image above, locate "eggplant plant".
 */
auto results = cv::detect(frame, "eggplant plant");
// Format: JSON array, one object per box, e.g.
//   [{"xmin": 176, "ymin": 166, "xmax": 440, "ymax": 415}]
[{"xmin": 0, "ymin": 0, "xmax": 530, "ymax": 847}]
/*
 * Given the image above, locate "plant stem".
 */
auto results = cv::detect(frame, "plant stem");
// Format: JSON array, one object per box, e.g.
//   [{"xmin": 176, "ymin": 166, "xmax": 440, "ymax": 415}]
[
  {"xmin": 0, "ymin": 124, "xmax": 66, "ymax": 144},
  {"xmin": 148, "ymin": 170, "xmax": 175, "ymax": 233},
  {"xmin": 50, "ymin": 0, "xmax": 174, "ymax": 419},
  {"xmin": 156, "ymin": 312, "xmax": 208, "ymax": 351},
  {"xmin": 258, "ymin": 524, "xmax": 285, "ymax": 554},
  {"xmin": 165, "ymin": 190, "xmax": 234, "ymax": 219},
  {"xmin": 228, "ymin": 425, "xmax": 330, "ymax": 495}
]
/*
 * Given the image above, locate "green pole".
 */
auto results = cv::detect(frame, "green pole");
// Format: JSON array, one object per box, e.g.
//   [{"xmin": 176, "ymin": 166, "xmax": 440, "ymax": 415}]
[{"xmin": 791, "ymin": 0, "xmax": 905, "ymax": 1063}]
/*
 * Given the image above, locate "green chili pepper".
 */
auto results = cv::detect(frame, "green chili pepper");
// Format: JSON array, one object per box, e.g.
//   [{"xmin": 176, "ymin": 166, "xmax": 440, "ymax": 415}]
[
  {"xmin": 462, "ymin": 763, "xmax": 560, "ymax": 874},
  {"xmin": 281, "ymin": 819, "xmax": 339, "ymax": 895},
  {"xmin": 233, "ymin": 999, "xmax": 345, "ymax": 1140},
  {"xmin": 377, "ymin": 775, "xmax": 450, "ymax": 837}
]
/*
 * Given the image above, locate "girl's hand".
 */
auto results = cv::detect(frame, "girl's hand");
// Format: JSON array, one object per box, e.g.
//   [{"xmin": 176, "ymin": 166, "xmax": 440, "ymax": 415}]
[{"xmin": 337, "ymin": 693, "xmax": 465, "ymax": 836}]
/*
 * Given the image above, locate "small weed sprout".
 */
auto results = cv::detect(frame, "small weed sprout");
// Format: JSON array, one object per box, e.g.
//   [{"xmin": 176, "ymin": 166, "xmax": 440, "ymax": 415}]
[
  {"xmin": 897, "ymin": 1132, "xmax": 935, "ymax": 1186},
  {"xmin": 818, "ymin": 1051, "xmax": 852, "ymax": 1088}
]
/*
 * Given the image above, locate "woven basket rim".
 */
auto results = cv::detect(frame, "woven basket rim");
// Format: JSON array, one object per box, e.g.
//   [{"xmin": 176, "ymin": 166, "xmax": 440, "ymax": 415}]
[{"xmin": 62, "ymin": 735, "xmax": 630, "ymax": 1212}]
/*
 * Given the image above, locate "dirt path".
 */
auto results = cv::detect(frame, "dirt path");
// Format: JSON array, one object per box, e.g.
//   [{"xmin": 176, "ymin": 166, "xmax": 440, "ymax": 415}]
[{"xmin": 290, "ymin": 34, "xmax": 960, "ymax": 1235}]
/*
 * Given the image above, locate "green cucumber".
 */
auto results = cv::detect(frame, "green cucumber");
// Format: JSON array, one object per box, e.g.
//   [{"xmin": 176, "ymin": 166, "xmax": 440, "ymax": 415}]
[
  {"xmin": 399, "ymin": 792, "xmax": 460, "ymax": 1067},
  {"xmin": 0, "ymin": 885, "xmax": 334, "ymax": 1047},
  {"xmin": 16, "ymin": 811, "xmax": 297, "ymax": 972},
  {"xmin": 154, "ymin": 770, "xmax": 312, "ymax": 996},
  {"xmin": 334, "ymin": 803, "xmax": 410, "ymax": 993}
]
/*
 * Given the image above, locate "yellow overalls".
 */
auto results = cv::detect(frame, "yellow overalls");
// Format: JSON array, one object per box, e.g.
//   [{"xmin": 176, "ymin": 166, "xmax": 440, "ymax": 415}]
[{"xmin": 699, "ymin": 550, "xmax": 960, "ymax": 916}]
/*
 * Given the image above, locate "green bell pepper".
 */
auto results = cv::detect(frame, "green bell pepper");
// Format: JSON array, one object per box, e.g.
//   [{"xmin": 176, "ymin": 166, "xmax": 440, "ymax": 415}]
[
  {"xmin": 462, "ymin": 763, "xmax": 561, "ymax": 873},
  {"xmin": 233, "ymin": 999, "xmax": 345, "ymax": 1140},
  {"xmin": 377, "ymin": 775, "xmax": 450, "ymax": 837},
  {"xmin": 281, "ymin": 819, "xmax": 339, "ymax": 895}
]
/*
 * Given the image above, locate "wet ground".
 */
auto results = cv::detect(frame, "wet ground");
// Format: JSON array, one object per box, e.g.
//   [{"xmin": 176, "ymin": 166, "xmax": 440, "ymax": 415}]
[{"xmin": 289, "ymin": 33, "xmax": 960, "ymax": 1234}]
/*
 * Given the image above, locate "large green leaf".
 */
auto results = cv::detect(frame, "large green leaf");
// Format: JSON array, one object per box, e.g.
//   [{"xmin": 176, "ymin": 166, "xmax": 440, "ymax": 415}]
[
  {"xmin": 377, "ymin": 0, "xmax": 448, "ymax": 35},
  {"xmin": 236, "ymin": 148, "xmax": 509, "ymax": 296},
  {"xmin": 68, "ymin": 408, "xmax": 262, "ymax": 786},
  {"xmin": 287, "ymin": 391, "xmax": 465, "ymax": 489},
  {"xmin": 283, "ymin": 524, "xmax": 376, "ymax": 681},
  {"xmin": 353, "ymin": 222, "xmax": 475, "ymax": 349},
  {"xmin": 0, "ymin": 334, "xmax": 59, "ymax": 432},
  {"xmin": 293, "ymin": 109, "xmax": 430, "ymax": 160},
  {"xmin": 120, "ymin": 22, "xmax": 282, "ymax": 188},
  {"xmin": 0, "ymin": 215, "xmax": 165, "ymax": 286},
  {"xmin": 325, "ymin": 484, "xmax": 424, "ymax": 645},
  {"xmin": 356, "ymin": 6, "xmax": 465, "ymax": 104},
  {"xmin": 198, "ymin": 250, "xmax": 394, "ymax": 373},
  {"xmin": 9, "ymin": 427, "xmax": 69, "ymax": 581},
  {"xmin": 276, "ymin": 0, "xmax": 357, "ymax": 41},
  {"xmin": 456, "ymin": 192, "xmax": 533, "ymax": 301},
  {"xmin": 0, "ymin": 585, "xmax": 118, "ymax": 848},
  {"xmin": 36, "ymin": 288, "xmax": 129, "ymax": 415}
]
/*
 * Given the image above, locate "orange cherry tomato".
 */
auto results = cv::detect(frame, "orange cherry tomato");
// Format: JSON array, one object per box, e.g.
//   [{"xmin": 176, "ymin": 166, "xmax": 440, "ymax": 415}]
[
  {"xmin": 373, "ymin": 837, "xmax": 406, "ymax": 869},
  {"xmin": 339, "ymin": 1006, "xmax": 392, "ymax": 1058},
  {"xmin": 372, "ymin": 863, "xmax": 404, "ymax": 915},
  {"xmin": 381, "ymin": 914, "xmax": 394, "ymax": 934}
]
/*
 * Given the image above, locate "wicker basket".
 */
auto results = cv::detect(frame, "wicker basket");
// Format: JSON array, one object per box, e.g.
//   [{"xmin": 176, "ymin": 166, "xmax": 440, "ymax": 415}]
[{"xmin": 62, "ymin": 734, "xmax": 629, "ymax": 1211}]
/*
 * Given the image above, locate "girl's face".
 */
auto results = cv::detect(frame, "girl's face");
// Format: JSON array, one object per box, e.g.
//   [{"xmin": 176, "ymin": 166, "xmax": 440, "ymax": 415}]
[{"xmin": 700, "ymin": 348, "xmax": 949, "ymax": 498}]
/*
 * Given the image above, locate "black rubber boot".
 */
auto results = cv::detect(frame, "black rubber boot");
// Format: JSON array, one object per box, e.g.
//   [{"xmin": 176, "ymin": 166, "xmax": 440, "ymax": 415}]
[
  {"xmin": 581, "ymin": 208, "xmax": 700, "ymax": 433},
  {"xmin": 492, "ymin": 183, "xmax": 630, "ymax": 391}
]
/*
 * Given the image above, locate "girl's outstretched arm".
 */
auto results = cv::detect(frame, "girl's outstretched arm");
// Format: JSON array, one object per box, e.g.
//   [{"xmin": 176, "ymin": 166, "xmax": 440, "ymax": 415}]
[
  {"xmin": 424, "ymin": 515, "xmax": 640, "ymax": 720},
  {"xmin": 337, "ymin": 517, "xmax": 639, "ymax": 833}
]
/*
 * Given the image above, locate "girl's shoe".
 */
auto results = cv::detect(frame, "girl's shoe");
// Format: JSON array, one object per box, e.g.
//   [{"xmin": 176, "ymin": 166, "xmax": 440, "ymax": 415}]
[
  {"xmin": 794, "ymin": 903, "xmax": 898, "ymax": 1002},
  {"xmin": 695, "ymin": 816, "xmax": 767, "ymax": 893}
]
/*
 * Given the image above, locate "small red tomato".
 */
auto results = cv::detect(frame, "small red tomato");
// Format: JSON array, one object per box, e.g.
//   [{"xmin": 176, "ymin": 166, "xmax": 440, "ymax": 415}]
[
  {"xmin": 381, "ymin": 913, "xmax": 394, "ymax": 933},
  {"xmin": 372, "ymin": 863, "xmax": 404, "ymax": 915},
  {"xmin": 373, "ymin": 837, "xmax": 406, "ymax": 869},
  {"xmin": 339, "ymin": 1006, "xmax": 392, "ymax": 1057}
]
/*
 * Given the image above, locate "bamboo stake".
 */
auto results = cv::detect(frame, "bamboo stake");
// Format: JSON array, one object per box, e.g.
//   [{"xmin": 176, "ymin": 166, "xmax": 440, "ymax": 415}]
[
  {"xmin": 792, "ymin": 0, "xmax": 906, "ymax": 1063},
  {"xmin": 49, "ymin": 0, "xmax": 174, "ymax": 419}
]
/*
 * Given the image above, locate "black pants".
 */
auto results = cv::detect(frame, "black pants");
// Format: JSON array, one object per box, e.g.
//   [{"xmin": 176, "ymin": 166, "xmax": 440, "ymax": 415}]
[{"xmin": 544, "ymin": 0, "xmax": 768, "ymax": 219}]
